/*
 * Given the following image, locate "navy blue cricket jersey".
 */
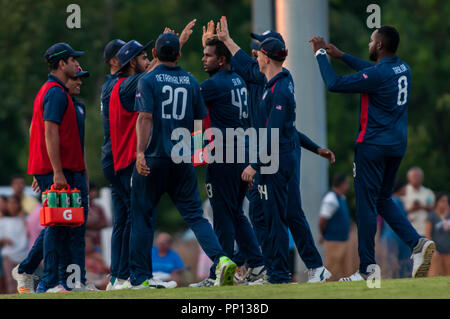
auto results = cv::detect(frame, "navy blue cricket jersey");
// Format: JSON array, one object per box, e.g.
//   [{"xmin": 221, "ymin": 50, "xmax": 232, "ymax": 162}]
[
  {"xmin": 72, "ymin": 97, "xmax": 86, "ymax": 152},
  {"xmin": 100, "ymin": 72, "xmax": 146, "ymax": 168},
  {"xmin": 317, "ymin": 53, "xmax": 411, "ymax": 151},
  {"xmin": 251, "ymin": 69, "xmax": 297, "ymax": 171},
  {"xmin": 231, "ymin": 49, "xmax": 320, "ymax": 153},
  {"xmin": 134, "ymin": 64, "xmax": 208, "ymax": 158},
  {"xmin": 200, "ymin": 69, "xmax": 249, "ymax": 154},
  {"xmin": 100, "ymin": 74, "xmax": 118, "ymax": 168}
]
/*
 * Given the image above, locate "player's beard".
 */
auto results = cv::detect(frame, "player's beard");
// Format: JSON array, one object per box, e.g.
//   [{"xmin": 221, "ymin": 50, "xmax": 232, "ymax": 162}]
[
  {"xmin": 135, "ymin": 63, "xmax": 147, "ymax": 74},
  {"xmin": 369, "ymin": 47, "xmax": 378, "ymax": 62}
]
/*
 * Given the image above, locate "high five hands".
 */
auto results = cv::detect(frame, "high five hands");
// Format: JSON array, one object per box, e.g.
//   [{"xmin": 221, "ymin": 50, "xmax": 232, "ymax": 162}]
[{"xmin": 164, "ymin": 18, "xmax": 197, "ymax": 48}]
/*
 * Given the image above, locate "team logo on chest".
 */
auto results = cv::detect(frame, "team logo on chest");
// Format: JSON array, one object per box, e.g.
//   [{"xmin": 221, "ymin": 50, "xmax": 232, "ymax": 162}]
[
  {"xmin": 262, "ymin": 90, "xmax": 268, "ymax": 100},
  {"xmin": 78, "ymin": 106, "xmax": 84, "ymax": 114}
]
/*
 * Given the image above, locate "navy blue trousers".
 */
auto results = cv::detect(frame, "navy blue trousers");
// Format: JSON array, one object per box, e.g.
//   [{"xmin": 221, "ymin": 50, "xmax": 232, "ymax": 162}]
[
  {"xmin": 102, "ymin": 163, "xmax": 134, "ymax": 280},
  {"xmin": 257, "ymin": 151, "xmax": 295, "ymax": 283},
  {"xmin": 129, "ymin": 158, "xmax": 226, "ymax": 286},
  {"xmin": 354, "ymin": 143, "xmax": 421, "ymax": 274},
  {"xmin": 248, "ymin": 148, "xmax": 323, "ymax": 281},
  {"xmin": 19, "ymin": 170, "xmax": 88, "ymax": 288},
  {"xmin": 206, "ymin": 163, "xmax": 264, "ymax": 279}
]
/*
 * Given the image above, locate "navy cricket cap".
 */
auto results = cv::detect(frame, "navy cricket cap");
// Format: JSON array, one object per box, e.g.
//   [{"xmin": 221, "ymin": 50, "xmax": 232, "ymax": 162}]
[
  {"xmin": 117, "ymin": 39, "xmax": 154, "ymax": 73},
  {"xmin": 103, "ymin": 39, "xmax": 126, "ymax": 63},
  {"xmin": 258, "ymin": 37, "xmax": 288, "ymax": 61},
  {"xmin": 155, "ymin": 33, "xmax": 180, "ymax": 61},
  {"xmin": 250, "ymin": 40, "xmax": 260, "ymax": 50},
  {"xmin": 250, "ymin": 30, "xmax": 285, "ymax": 44},
  {"xmin": 74, "ymin": 66, "xmax": 89, "ymax": 78},
  {"xmin": 44, "ymin": 42, "xmax": 84, "ymax": 63}
]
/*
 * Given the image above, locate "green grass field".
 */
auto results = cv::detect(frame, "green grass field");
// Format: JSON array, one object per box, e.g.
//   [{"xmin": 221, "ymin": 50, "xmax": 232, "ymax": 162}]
[{"xmin": 1, "ymin": 276, "xmax": 449, "ymax": 299}]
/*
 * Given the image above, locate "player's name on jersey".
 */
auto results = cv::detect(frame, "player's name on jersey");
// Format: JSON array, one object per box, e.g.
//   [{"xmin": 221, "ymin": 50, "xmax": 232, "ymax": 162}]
[
  {"xmin": 392, "ymin": 64, "xmax": 407, "ymax": 74},
  {"xmin": 232, "ymin": 77, "xmax": 243, "ymax": 86},
  {"xmin": 155, "ymin": 73, "xmax": 190, "ymax": 85}
]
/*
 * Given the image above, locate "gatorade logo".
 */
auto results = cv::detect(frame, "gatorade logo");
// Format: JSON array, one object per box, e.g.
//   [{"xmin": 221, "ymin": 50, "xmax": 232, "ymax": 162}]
[{"xmin": 63, "ymin": 209, "xmax": 73, "ymax": 221}]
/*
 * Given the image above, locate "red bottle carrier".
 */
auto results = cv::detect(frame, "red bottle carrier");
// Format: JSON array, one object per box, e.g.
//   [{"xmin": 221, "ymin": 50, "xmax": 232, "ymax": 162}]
[
  {"xmin": 191, "ymin": 131, "xmax": 214, "ymax": 167},
  {"xmin": 40, "ymin": 185, "xmax": 84, "ymax": 227}
]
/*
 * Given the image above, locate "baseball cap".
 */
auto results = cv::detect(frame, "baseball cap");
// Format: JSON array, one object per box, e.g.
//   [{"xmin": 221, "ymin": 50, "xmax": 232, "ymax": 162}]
[
  {"xmin": 257, "ymin": 37, "xmax": 288, "ymax": 61},
  {"xmin": 74, "ymin": 66, "xmax": 90, "ymax": 78},
  {"xmin": 116, "ymin": 39, "xmax": 154, "ymax": 73},
  {"xmin": 250, "ymin": 40, "xmax": 260, "ymax": 51},
  {"xmin": 103, "ymin": 39, "xmax": 126, "ymax": 63},
  {"xmin": 250, "ymin": 30, "xmax": 285, "ymax": 44},
  {"xmin": 155, "ymin": 33, "xmax": 180, "ymax": 61},
  {"xmin": 44, "ymin": 43, "xmax": 84, "ymax": 63}
]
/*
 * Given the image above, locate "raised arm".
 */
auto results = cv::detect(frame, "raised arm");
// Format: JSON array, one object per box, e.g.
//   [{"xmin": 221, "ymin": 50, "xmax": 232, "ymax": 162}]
[{"xmin": 326, "ymin": 43, "xmax": 374, "ymax": 71}]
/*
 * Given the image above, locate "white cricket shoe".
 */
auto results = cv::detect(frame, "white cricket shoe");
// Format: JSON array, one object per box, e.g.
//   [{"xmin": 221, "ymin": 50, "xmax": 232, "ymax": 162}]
[
  {"xmin": 132, "ymin": 278, "xmax": 177, "ymax": 289},
  {"xmin": 339, "ymin": 271, "xmax": 367, "ymax": 282},
  {"xmin": 71, "ymin": 281, "xmax": 100, "ymax": 292},
  {"xmin": 233, "ymin": 265, "xmax": 248, "ymax": 285},
  {"xmin": 189, "ymin": 278, "xmax": 215, "ymax": 288},
  {"xmin": 247, "ymin": 275, "xmax": 270, "ymax": 285},
  {"xmin": 115, "ymin": 278, "xmax": 132, "ymax": 290},
  {"xmin": 412, "ymin": 238, "xmax": 436, "ymax": 278},
  {"xmin": 238, "ymin": 265, "xmax": 267, "ymax": 285},
  {"xmin": 46, "ymin": 285, "xmax": 70, "ymax": 293},
  {"xmin": 306, "ymin": 266, "xmax": 331, "ymax": 283},
  {"xmin": 12, "ymin": 265, "xmax": 37, "ymax": 294}
]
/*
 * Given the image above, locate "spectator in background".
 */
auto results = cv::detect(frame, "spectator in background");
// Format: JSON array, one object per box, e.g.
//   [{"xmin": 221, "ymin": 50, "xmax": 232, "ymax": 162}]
[
  {"xmin": 85, "ymin": 183, "xmax": 109, "ymax": 249},
  {"xmin": 426, "ymin": 193, "xmax": 450, "ymax": 276},
  {"xmin": 10, "ymin": 174, "xmax": 39, "ymax": 216},
  {"xmin": 379, "ymin": 181, "xmax": 412, "ymax": 278},
  {"xmin": 26, "ymin": 199, "xmax": 44, "ymax": 251},
  {"xmin": 84, "ymin": 234, "xmax": 108, "ymax": 290},
  {"xmin": 0, "ymin": 195, "xmax": 29, "ymax": 293},
  {"xmin": 152, "ymin": 232, "xmax": 185, "ymax": 287},
  {"xmin": 0, "ymin": 196, "xmax": 7, "ymax": 217},
  {"xmin": 403, "ymin": 167, "xmax": 435, "ymax": 236},
  {"xmin": 318, "ymin": 173, "xmax": 351, "ymax": 281},
  {"xmin": 0, "ymin": 196, "xmax": 7, "ymax": 294}
]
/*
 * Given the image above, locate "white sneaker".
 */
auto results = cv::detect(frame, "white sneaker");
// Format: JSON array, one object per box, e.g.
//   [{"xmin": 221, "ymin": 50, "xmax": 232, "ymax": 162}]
[
  {"xmin": 241, "ymin": 265, "xmax": 267, "ymax": 285},
  {"xmin": 339, "ymin": 271, "xmax": 367, "ymax": 282},
  {"xmin": 412, "ymin": 238, "xmax": 436, "ymax": 278},
  {"xmin": 115, "ymin": 278, "xmax": 132, "ymax": 290},
  {"xmin": 12, "ymin": 265, "xmax": 37, "ymax": 294},
  {"xmin": 46, "ymin": 285, "xmax": 70, "ymax": 293},
  {"xmin": 306, "ymin": 266, "xmax": 331, "ymax": 283},
  {"xmin": 132, "ymin": 278, "xmax": 177, "ymax": 289},
  {"xmin": 106, "ymin": 276, "xmax": 117, "ymax": 291},
  {"xmin": 189, "ymin": 278, "xmax": 215, "ymax": 288},
  {"xmin": 234, "ymin": 265, "xmax": 248, "ymax": 285},
  {"xmin": 248, "ymin": 275, "xmax": 270, "ymax": 285},
  {"xmin": 71, "ymin": 281, "xmax": 100, "ymax": 292}
]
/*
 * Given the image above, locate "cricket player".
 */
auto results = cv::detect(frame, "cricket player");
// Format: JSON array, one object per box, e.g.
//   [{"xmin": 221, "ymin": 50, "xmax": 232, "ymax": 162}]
[
  {"xmin": 102, "ymin": 39, "xmax": 154, "ymax": 290},
  {"xmin": 129, "ymin": 32, "xmax": 236, "ymax": 289},
  {"xmin": 239, "ymin": 36, "xmax": 305, "ymax": 284},
  {"xmin": 15, "ymin": 43, "xmax": 90, "ymax": 293},
  {"xmin": 100, "ymin": 39, "xmax": 126, "ymax": 290},
  {"xmin": 216, "ymin": 16, "xmax": 333, "ymax": 283},
  {"xmin": 189, "ymin": 37, "xmax": 265, "ymax": 287},
  {"xmin": 310, "ymin": 25, "xmax": 435, "ymax": 280}
]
